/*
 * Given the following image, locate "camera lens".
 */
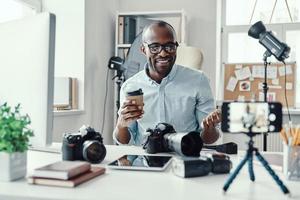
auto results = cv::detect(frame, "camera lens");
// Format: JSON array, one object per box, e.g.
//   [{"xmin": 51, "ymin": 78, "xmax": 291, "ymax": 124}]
[
  {"xmin": 181, "ymin": 132, "xmax": 203, "ymax": 156},
  {"xmin": 82, "ymin": 140, "xmax": 106, "ymax": 163},
  {"xmin": 164, "ymin": 132, "xmax": 202, "ymax": 157}
]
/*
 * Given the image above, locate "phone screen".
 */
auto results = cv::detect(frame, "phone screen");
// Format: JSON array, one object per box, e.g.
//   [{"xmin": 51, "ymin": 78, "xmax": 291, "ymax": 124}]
[{"xmin": 221, "ymin": 102, "xmax": 282, "ymax": 133}]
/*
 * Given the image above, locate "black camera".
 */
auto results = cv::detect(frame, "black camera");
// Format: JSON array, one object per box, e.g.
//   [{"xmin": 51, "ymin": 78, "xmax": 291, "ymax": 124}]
[
  {"xmin": 143, "ymin": 123, "xmax": 203, "ymax": 157},
  {"xmin": 62, "ymin": 126, "xmax": 106, "ymax": 163},
  {"xmin": 172, "ymin": 153, "xmax": 232, "ymax": 178}
]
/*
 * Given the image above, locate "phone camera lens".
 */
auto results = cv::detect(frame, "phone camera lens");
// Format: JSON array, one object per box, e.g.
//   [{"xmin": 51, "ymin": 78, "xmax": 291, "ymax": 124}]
[
  {"xmin": 269, "ymin": 125, "xmax": 275, "ymax": 132},
  {"xmin": 269, "ymin": 113, "xmax": 276, "ymax": 121}
]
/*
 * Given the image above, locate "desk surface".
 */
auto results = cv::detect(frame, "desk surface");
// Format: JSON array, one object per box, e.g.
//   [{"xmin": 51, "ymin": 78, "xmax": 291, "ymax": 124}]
[{"xmin": 0, "ymin": 145, "xmax": 299, "ymax": 200}]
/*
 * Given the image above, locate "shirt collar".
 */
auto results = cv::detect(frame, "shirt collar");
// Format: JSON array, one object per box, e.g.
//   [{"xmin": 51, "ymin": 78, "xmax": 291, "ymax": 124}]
[{"xmin": 143, "ymin": 63, "xmax": 178, "ymax": 84}]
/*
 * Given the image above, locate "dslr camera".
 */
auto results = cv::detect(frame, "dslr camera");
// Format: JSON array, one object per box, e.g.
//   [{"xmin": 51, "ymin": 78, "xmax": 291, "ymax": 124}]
[
  {"xmin": 143, "ymin": 123, "xmax": 203, "ymax": 157},
  {"xmin": 62, "ymin": 126, "xmax": 106, "ymax": 163}
]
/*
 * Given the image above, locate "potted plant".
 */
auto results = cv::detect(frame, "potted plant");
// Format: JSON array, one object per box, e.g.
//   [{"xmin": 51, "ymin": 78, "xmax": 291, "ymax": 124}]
[{"xmin": 0, "ymin": 103, "xmax": 33, "ymax": 181}]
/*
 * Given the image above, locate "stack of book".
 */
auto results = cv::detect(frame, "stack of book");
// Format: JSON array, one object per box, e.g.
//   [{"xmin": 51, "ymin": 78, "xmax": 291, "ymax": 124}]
[{"xmin": 28, "ymin": 161, "xmax": 105, "ymax": 187}]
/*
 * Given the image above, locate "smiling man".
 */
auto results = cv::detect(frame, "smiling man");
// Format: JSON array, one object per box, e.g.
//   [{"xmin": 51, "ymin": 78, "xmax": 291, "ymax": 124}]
[{"xmin": 113, "ymin": 21, "xmax": 221, "ymax": 146}]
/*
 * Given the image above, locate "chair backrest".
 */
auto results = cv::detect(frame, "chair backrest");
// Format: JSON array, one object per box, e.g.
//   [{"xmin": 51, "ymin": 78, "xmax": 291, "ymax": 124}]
[{"xmin": 175, "ymin": 45, "xmax": 203, "ymax": 70}]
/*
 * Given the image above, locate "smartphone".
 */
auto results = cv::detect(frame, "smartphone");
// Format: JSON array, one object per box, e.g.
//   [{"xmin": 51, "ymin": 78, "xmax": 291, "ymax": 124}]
[{"xmin": 221, "ymin": 102, "xmax": 282, "ymax": 133}]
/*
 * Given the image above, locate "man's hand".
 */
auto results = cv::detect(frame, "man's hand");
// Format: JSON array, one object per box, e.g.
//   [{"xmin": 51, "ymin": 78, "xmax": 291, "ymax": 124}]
[
  {"xmin": 202, "ymin": 109, "xmax": 221, "ymax": 130},
  {"xmin": 117, "ymin": 100, "xmax": 144, "ymax": 128},
  {"xmin": 201, "ymin": 109, "xmax": 221, "ymax": 144}
]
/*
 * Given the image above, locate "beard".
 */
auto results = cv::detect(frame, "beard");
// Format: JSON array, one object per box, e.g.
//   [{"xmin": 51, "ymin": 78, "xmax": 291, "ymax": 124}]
[{"xmin": 148, "ymin": 55, "xmax": 176, "ymax": 78}]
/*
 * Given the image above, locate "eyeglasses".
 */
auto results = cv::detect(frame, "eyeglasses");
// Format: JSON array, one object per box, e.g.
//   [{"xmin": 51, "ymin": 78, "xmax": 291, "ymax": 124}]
[{"xmin": 144, "ymin": 42, "xmax": 179, "ymax": 54}]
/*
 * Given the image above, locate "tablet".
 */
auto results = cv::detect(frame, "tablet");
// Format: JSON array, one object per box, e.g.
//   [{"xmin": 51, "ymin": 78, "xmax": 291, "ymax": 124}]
[{"xmin": 107, "ymin": 155, "xmax": 173, "ymax": 171}]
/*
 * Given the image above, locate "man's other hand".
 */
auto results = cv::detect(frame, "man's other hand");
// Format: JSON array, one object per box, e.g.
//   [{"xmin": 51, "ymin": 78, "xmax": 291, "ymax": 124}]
[
  {"xmin": 117, "ymin": 100, "xmax": 144, "ymax": 128},
  {"xmin": 202, "ymin": 109, "xmax": 221, "ymax": 130}
]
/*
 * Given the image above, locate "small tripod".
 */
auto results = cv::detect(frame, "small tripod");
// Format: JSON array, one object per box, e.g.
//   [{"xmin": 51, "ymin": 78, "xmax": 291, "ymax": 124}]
[{"xmin": 223, "ymin": 130, "xmax": 290, "ymax": 195}]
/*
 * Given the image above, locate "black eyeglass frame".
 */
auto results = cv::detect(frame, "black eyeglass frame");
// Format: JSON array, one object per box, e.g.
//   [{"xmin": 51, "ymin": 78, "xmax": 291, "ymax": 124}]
[{"xmin": 144, "ymin": 41, "xmax": 179, "ymax": 54}]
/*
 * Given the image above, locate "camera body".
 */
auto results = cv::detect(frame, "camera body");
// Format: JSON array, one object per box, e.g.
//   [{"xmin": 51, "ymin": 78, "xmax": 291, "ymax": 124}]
[
  {"xmin": 62, "ymin": 126, "xmax": 106, "ymax": 163},
  {"xmin": 172, "ymin": 153, "xmax": 232, "ymax": 178},
  {"xmin": 144, "ymin": 123, "xmax": 203, "ymax": 157},
  {"xmin": 145, "ymin": 123, "xmax": 176, "ymax": 154}
]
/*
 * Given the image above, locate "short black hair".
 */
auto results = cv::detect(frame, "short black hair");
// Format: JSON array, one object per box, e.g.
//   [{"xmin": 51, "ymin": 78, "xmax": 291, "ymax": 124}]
[{"xmin": 142, "ymin": 20, "xmax": 177, "ymax": 42}]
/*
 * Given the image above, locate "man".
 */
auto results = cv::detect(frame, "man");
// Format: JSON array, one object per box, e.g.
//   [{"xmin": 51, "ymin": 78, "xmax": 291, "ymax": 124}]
[
  {"xmin": 241, "ymin": 104, "xmax": 256, "ymax": 130},
  {"xmin": 113, "ymin": 21, "xmax": 221, "ymax": 146}
]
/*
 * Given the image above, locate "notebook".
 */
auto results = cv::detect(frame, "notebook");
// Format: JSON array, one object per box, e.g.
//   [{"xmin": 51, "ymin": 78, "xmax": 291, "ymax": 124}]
[
  {"xmin": 28, "ymin": 167, "xmax": 105, "ymax": 187},
  {"xmin": 32, "ymin": 161, "xmax": 91, "ymax": 180}
]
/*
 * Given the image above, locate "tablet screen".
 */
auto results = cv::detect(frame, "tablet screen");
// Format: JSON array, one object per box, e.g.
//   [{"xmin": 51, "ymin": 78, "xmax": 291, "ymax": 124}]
[{"xmin": 107, "ymin": 155, "xmax": 172, "ymax": 171}]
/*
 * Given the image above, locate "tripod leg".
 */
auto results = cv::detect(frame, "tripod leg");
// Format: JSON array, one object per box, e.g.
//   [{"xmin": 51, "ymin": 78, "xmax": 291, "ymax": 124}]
[
  {"xmin": 223, "ymin": 153, "xmax": 249, "ymax": 192},
  {"xmin": 255, "ymin": 151, "xmax": 290, "ymax": 194},
  {"xmin": 248, "ymin": 152, "xmax": 255, "ymax": 181}
]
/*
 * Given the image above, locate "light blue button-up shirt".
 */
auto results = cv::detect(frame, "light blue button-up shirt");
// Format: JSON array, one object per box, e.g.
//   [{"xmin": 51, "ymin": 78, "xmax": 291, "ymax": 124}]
[{"xmin": 114, "ymin": 64, "xmax": 215, "ymax": 145}]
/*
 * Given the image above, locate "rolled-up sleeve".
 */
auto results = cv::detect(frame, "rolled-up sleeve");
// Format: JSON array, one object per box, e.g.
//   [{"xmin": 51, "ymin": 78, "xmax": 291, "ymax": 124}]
[{"xmin": 113, "ymin": 121, "xmax": 138, "ymax": 145}]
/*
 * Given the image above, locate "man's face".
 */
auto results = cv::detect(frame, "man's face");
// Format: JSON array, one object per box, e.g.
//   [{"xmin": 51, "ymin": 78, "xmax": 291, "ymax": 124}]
[{"xmin": 141, "ymin": 26, "xmax": 177, "ymax": 78}]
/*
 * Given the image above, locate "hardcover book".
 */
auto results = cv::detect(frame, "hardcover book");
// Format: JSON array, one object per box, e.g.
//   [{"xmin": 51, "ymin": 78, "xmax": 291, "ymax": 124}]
[
  {"xmin": 28, "ymin": 167, "xmax": 106, "ymax": 187},
  {"xmin": 124, "ymin": 16, "xmax": 136, "ymax": 44},
  {"xmin": 54, "ymin": 77, "xmax": 72, "ymax": 109},
  {"xmin": 32, "ymin": 161, "xmax": 91, "ymax": 180}
]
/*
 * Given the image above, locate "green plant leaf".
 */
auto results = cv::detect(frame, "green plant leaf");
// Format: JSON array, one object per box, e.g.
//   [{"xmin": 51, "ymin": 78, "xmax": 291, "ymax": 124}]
[{"xmin": 0, "ymin": 103, "xmax": 34, "ymax": 153}]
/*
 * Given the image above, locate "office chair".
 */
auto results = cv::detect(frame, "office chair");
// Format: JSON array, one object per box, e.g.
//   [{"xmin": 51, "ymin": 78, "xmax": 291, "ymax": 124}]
[{"xmin": 175, "ymin": 45, "xmax": 203, "ymax": 70}]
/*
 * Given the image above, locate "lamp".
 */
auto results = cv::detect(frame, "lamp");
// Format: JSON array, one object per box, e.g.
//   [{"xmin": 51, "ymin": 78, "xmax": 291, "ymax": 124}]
[
  {"xmin": 248, "ymin": 21, "xmax": 290, "ymax": 151},
  {"xmin": 248, "ymin": 21, "xmax": 290, "ymax": 61}
]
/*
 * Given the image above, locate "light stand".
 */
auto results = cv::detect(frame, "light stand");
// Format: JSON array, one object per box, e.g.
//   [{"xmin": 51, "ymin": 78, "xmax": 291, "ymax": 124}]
[
  {"xmin": 223, "ymin": 128, "xmax": 290, "ymax": 195},
  {"xmin": 113, "ymin": 70, "xmax": 124, "ymax": 111},
  {"xmin": 262, "ymin": 50, "xmax": 272, "ymax": 151},
  {"xmin": 108, "ymin": 56, "xmax": 124, "ymax": 115}
]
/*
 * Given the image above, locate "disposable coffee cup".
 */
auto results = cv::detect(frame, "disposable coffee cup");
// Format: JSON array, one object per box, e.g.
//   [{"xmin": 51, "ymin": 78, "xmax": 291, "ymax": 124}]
[{"xmin": 126, "ymin": 88, "xmax": 143, "ymax": 106}]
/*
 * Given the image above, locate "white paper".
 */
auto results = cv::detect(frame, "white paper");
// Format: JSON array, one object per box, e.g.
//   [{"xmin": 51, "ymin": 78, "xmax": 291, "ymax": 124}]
[
  {"xmin": 234, "ymin": 67, "xmax": 251, "ymax": 80},
  {"xmin": 237, "ymin": 95, "xmax": 245, "ymax": 101},
  {"xmin": 259, "ymin": 92, "xmax": 264, "ymax": 101},
  {"xmin": 271, "ymin": 78, "xmax": 279, "ymax": 85},
  {"xmin": 252, "ymin": 65, "xmax": 265, "ymax": 78},
  {"xmin": 269, "ymin": 85, "xmax": 282, "ymax": 89},
  {"xmin": 278, "ymin": 65, "xmax": 293, "ymax": 76},
  {"xmin": 267, "ymin": 66, "xmax": 277, "ymax": 79},
  {"xmin": 259, "ymin": 92, "xmax": 277, "ymax": 102},
  {"xmin": 226, "ymin": 76, "xmax": 238, "ymax": 92},
  {"xmin": 235, "ymin": 64, "xmax": 243, "ymax": 69},
  {"xmin": 267, "ymin": 92, "xmax": 276, "ymax": 101},
  {"xmin": 286, "ymin": 82, "xmax": 293, "ymax": 90}
]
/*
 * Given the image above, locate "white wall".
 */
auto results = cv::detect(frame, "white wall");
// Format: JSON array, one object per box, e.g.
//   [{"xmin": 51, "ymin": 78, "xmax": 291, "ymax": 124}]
[
  {"xmin": 43, "ymin": 0, "xmax": 85, "ymax": 110},
  {"xmin": 83, "ymin": 0, "xmax": 117, "ymax": 144},
  {"xmin": 118, "ymin": 0, "xmax": 219, "ymax": 96},
  {"xmin": 44, "ymin": 0, "xmax": 117, "ymax": 144}
]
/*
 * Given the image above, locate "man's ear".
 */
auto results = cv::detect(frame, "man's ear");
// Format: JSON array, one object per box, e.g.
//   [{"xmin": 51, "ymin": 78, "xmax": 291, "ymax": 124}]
[{"xmin": 140, "ymin": 45, "xmax": 146, "ymax": 56}]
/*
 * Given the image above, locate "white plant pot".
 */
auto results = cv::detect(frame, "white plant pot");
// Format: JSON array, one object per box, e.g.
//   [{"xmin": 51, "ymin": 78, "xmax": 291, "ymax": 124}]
[{"xmin": 0, "ymin": 151, "xmax": 27, "ymax": 181}]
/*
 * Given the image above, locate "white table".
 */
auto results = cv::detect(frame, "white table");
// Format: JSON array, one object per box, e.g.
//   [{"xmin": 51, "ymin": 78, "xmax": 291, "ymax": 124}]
[{"xmin": 0, "ymin": 145, "xmax": 299, "ymax": 200}]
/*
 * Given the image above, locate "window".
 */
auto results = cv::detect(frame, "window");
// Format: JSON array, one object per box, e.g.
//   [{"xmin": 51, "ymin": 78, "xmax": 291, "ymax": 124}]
[
  {"xmin": 286, "ymin": 29, "xmax": 300, "ymax": 107},
  {"xmin": 221, "ymin": 0, "xmax": 300, "ymax": 108},
  {"xmin": 0, "ymin": 0, "xmax": 40, "ymax": 23},
  {"xmin": 225, "ymin": 0, "xmax": 300, "ymax": 25}
]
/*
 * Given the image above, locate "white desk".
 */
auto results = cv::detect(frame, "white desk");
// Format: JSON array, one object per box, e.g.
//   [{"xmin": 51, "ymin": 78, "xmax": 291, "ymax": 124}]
[{"xmin": 0, "ymin": 145, "xmax": 299, "ymax": 200}]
